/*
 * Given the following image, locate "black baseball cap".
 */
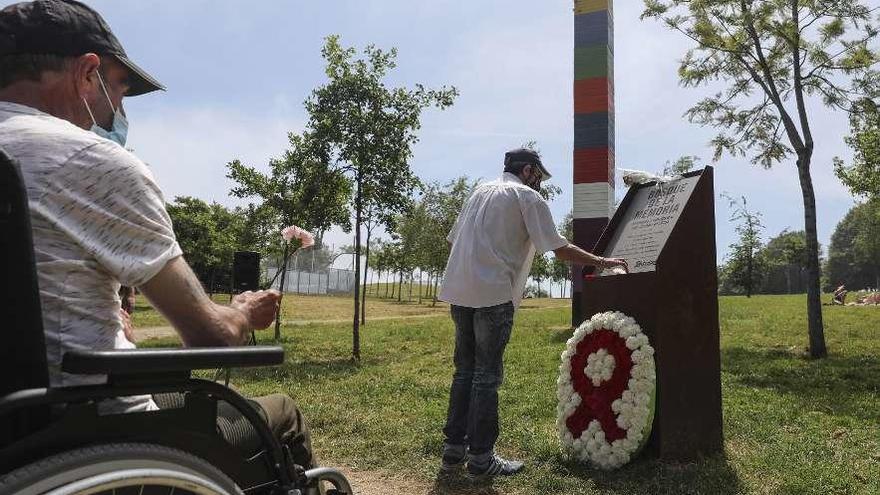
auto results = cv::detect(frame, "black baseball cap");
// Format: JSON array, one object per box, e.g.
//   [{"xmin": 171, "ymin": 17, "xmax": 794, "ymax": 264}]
[
  {"xmin": 504, "ymin": 148, "xmax": 552, "ymax": 179},
  {"xmin": 0, "ymin": 0, "xmax": 164, "ymax": 96}
]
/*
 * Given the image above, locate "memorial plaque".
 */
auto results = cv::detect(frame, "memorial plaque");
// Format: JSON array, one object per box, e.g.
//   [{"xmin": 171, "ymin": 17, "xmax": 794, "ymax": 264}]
[
  {"xmin": 579, "ymin": 167, "xmax": 723, "ymax": 461},
  {"xmin": 602, "ymin": 176, "xmax": 699, "ymax": 274}
]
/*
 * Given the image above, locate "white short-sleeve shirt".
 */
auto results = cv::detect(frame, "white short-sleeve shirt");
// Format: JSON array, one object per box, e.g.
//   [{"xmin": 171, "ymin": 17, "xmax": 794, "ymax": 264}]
[
  {"xmin": 439, "ymin": 173, "xmax": 568, "ymax": 308},
  {"xmin": 0, "ymin": 102, "xmax": 182, "ymax": 412}
]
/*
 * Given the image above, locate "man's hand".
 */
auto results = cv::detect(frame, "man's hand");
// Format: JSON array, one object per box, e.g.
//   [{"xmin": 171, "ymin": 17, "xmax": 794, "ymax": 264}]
[
  {"xmin": 141, "ymin": 256, "xmax": 271, "ymax": 347},
  {"xmin": 599, "ymin": 257, "xmax": 629, "ymax": 273},
  {"xmin": 119, "ymin": 308, "xmax": 135, "ymax": 344},
  {"xmin": 231, "ymin": 290, "xmax": 281, "ymax": 330}
]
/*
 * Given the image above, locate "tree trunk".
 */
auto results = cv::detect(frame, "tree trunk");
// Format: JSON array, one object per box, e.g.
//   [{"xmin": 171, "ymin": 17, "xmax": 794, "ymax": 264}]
[
  {"xmin": 360, "ymin": 225, "xmax": 372, "ymax": 326},
  {"xmin": 432, "ymin": 272, "xmax": 440, "ymax": 307},
  {"xmin": 208, "ymin": 266, "xmax": 216, "ymax": 298},
  {"xmin": 418, "ymin": 268, "xmax": 423, "ymax": 304},
  {"xmin": 274, "ymin": 243, "xmax": 290, "ymax": 341},
  {"xmin": 398, "ymin": 271, "xmax": 403, "ymax": 302},
  {"xmin": 796, "ymin": 153, "xmax": 827, "ymax": 358},
  {"xmin": 746, "ymin": 249, "xmax": 753, "ymax": 298},
  {"xmin": 408, "ymin": 272, "xmax": 413, "ymax": 302},
  {"xmin": 352, "ymin": 178, "xmax": 362, "ymax": 361}
]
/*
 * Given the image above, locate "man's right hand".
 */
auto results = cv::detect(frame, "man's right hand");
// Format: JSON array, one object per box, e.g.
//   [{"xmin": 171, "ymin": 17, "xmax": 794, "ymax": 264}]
[
  {"xmin": 600, "ymin": 257, "xmax": 629, "ymax": 273},
  {"xmin": 141, "ymin": 256, "xmax": 278, "ymax": 347},
  {"xmin": 231, "ymin": 290, "xmax": 281, "ymax": 330}
]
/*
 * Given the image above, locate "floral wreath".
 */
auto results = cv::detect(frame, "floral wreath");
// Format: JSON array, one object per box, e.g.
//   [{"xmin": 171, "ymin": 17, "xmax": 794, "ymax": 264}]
[{"xmin": 556, "ymin": 311, "xmax": 656, "ymax": 470}]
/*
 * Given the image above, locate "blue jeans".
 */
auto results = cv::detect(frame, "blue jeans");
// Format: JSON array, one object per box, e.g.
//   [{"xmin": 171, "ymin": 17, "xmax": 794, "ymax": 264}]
[{"xmin": 443, "ymin": 302, "xmax": 514, "ymax": 456}]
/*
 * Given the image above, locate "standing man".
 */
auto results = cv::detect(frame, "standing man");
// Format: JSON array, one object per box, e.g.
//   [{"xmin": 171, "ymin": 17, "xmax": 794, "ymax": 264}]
[
  {"xmin": 438, "ymin": 148, "xmax": 627, "ymax": 477},
  {"xmin": 0, "ymin": 0, "xmax": 313, "ymax": 470}
]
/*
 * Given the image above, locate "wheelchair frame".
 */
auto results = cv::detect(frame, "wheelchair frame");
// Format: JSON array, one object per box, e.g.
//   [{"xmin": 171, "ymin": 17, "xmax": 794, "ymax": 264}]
[{"xmin": 0, "ymin": 147, "xmax": 351, "ymax": 494}]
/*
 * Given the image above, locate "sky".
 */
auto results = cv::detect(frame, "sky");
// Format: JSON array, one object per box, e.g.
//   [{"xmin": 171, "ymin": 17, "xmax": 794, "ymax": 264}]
[{"xmin": 74, "ymin": 0, "xmax": 866, "ymax": 263}]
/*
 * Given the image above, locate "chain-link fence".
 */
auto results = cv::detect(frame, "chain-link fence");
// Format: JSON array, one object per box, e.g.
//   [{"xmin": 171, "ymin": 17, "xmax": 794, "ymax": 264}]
[{"xmin": 265, "ymin": 266, "xmax": 357, "ymax": 295}]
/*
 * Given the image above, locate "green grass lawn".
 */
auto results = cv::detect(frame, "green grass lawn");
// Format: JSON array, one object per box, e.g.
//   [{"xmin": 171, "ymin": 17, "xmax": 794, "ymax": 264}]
[{"xmin": 144, "ymin": 295, "xmax": 880, "ymax": 494}]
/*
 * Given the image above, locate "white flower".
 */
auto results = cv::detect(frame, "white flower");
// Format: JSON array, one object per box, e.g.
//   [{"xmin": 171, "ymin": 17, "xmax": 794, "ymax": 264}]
[{"xmin": 557, "ymin": 311, "xmax": 656, "ymax": 471}]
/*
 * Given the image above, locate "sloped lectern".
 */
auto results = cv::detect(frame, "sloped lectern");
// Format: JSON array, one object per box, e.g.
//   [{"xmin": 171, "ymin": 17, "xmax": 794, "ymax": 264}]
[{"xmin": 580, "ymin": 167, "xmax": 723, "ymax": 460}]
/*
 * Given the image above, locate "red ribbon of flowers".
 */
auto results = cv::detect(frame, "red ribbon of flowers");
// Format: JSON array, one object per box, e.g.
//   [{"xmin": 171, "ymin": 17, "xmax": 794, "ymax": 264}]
[{"xmin": 565, "ymin": 328, "xmax": 634, "ymax": 442}]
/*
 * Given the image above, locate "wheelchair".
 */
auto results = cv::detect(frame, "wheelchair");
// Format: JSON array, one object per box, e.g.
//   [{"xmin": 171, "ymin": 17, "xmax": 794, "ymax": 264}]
[{"xmin": 0, "ymin": 148, "xmax": 353, "ymax": 495}]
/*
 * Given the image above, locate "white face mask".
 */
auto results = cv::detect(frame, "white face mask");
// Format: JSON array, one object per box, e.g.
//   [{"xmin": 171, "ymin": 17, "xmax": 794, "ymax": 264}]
[{"xmin": 82, "ymin": 72, "xmax": 128, "ymax": 147}]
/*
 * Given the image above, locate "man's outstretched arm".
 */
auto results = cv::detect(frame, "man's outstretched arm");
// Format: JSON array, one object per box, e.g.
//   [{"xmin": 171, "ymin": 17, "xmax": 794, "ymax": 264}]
[
  {"xmin": 553, "ymin": 243, "xmax": 629, "ymax": 273},
  {"xmin": 139, "ymin": 256, "xmax": 280, "ymax": 347}
]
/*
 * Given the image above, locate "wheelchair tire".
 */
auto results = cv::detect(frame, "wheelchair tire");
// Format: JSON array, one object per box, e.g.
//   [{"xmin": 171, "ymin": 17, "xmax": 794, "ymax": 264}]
[{"xmin": 0, "ymin": 442, "xmax": 244, "ymax": 495}]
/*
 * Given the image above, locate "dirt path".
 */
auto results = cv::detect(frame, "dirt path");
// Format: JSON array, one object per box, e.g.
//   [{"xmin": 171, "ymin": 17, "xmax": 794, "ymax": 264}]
[
  {"xmin": 323, "ymin": 464, "xmax": 510, "ymax": 495},
  {"xmin": 133, "ymin": 305, "xmax": 568, "ymax": 343},
  {"xmin": 132, "ymin": 312, "xmax": 451, "ymax": 342}
]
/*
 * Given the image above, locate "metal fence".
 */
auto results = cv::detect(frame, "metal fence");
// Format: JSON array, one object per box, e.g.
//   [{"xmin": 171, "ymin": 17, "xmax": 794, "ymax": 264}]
[{"xmin": 265, "ymin": 267, "xmax": 356, "ymax": 295}]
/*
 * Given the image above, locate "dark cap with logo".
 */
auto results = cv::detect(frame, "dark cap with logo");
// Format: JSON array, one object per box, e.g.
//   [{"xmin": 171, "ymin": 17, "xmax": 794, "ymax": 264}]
[
  {"xmin": 504, "ymin": 148, "xmax": 552, "ymax": 180},
  {"xmin": 0, "ymin": 0, "xmax": 164, "ymax": 96}
]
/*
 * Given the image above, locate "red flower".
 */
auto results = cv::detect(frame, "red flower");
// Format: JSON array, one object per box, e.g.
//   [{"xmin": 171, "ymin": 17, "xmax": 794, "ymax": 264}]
[{"xmin": 565, "ymin": 328, "xmax": 634, "ymax": 442}]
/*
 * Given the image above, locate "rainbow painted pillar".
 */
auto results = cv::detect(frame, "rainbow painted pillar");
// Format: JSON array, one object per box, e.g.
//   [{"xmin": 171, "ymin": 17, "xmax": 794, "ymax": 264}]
[{"xmin": 572, "ymin": 0, "xmax": 614, "ymax": 327}]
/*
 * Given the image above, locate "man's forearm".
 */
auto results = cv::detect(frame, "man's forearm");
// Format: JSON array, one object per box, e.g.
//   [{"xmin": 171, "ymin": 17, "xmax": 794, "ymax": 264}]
[
  {"xmin": 553, "ymin": 243, "xmax": 606, "ymax": 267},
  {"xmin": 140, "ymin": 256, "xmax": 248, "ymax": 346}
]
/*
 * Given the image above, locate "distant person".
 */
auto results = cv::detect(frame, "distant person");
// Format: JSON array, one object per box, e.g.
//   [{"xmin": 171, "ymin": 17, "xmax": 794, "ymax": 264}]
[
  {"xmin": 437, "ymin": 148, "xmax": 628, "ymax": 477},
  {"xmin": 117, "ymin": 286, "xmax": 136, "ymax": 347},
  {"xmin": 833, "ymin": 283, "xmax": 847, "ymax": 305},
  {"xmin": 0, "ymin": 0, "xmax": 313, "ymax": 470}
]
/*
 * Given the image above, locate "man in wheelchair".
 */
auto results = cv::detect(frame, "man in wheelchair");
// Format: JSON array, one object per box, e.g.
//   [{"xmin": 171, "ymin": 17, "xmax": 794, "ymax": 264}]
[{"xmin": 0, "ymin": 1, "xmax": 350, "ymax": 493}]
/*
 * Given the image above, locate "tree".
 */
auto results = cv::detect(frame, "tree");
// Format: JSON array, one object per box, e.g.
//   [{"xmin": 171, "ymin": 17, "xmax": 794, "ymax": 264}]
[
  {"xmin": 166, "ymin": 196, "xmax": 242, "ymax": 295},
  {"xmin": 530, "ymin": 253, "xmax": 552, "ymax": 298},
  {"xmin": 418, "ymin": 177, "xmax": 478, "ymax": 305},
  {"xmin": 642, "ymin": 0, "xmax": 880, "ymax": 358},
  {"xmin": 552, "ymin": 214, "xmax": 575, "ymax": 298},
  {"xmin": 851, "ymin": 198, "xmax": 880, "ymax": 289},
  {"xmin": 306, "ymin": 36, "xmax": 457, "ymax": 360},
  {"xmin": 227, "ymin": 132, "xmax": 351, "ymax": 340},
  {"xmin": 722, "ymin": 195, "xmax": 765, "ymax": 297},
  {"xmin": 661, "ymin": 155, "xmax": 701, "ymax": 176},
  {"xmin": 760, "ymin": 229, "xmax": 809, "ymax": 294},
  {"xmin": 836, "ymin": 98, "xmax": 880, "ymax": 198},
  {"xmin": 826, "ymin": 199, "xmax": 880, "ymax": 290}
]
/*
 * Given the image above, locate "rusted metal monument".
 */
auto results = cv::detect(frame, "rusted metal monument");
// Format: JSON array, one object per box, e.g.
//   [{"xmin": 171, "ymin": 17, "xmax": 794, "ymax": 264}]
[{"xmin": 571, "ymin": 1, "xmax": 723, "ymax": 460}]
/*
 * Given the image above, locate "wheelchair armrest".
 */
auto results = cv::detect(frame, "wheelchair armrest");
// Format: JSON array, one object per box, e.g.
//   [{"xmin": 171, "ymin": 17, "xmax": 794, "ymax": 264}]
[{"xmin": 61, "ymin": 346, "xmax": 284, "ymax": 375}]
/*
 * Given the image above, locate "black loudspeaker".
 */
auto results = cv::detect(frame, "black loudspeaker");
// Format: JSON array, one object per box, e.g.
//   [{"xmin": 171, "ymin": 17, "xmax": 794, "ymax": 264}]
[{"xmin": 233, "ymin": 251, "xmax": 260, "ymax": 292}]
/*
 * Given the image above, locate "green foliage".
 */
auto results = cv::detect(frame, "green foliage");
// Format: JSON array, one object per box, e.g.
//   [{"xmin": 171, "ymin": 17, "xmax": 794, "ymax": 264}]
[
  {"xmin": 166, "ymin": 196, "xmax": 247, "ymax": 292},
  {"xmin": 226, "ymin": 132, "xmax": 352, "ymax": 242},
  {"xmin": 529, "ymin": 252, "xmax": 552, "ymax": 285},
  {"xmin": 835, "ymin": 98, "xmax": 880, "ymax": 198},
  {"xmin": 759, "ymin": 229, "xmax": 809, "ymax": 294},
  {"xmin": 660, "ymin": 155, "xmax": 700, "ymax": 176},
  {"xmin": 826, "ymin": 198, "xmax": 880, "ymax": 290},
  {"xmin": 640, "ymin": 0, "xmax": 880, "ymax": 357},
  {"xmin": 720, "ymin": 195, "xmax": 765, "ymax": 297},
  {"xmin": 642, "ymin": 0, "xmax": 879, "ymax": 163},
  {"xmin": 387, "ymin": 176, "xmax": 477, "ymax": 279},
  {"xmin": 306, "ymin": 34, "xmax": 458, "ymax": 230},
  {"xmin": 304, "ymin": 35, "xmax": 458, "ymax": 357}
]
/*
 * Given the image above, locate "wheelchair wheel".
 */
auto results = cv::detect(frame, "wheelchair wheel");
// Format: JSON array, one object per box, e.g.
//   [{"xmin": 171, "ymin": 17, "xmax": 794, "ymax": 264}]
[{"xmin": 0, "ymin": 443, "xmax": 243, "ymax": 495}]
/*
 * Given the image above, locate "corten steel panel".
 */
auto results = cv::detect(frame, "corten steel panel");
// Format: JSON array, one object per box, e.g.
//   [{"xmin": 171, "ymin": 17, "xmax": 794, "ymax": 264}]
[
  {"xmin": 570, "ymin": 217, "xmax": 609, "ymax": 327},
  {"xmin": 579, "ymin": 168, "xmax": 723, "ymax": 460}
]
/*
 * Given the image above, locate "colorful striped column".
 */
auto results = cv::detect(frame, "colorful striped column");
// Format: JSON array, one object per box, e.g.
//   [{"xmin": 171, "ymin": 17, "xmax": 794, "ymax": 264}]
[{"xmin": 572, "ymin": 0, "xmax": 614, "ymax": 326}]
